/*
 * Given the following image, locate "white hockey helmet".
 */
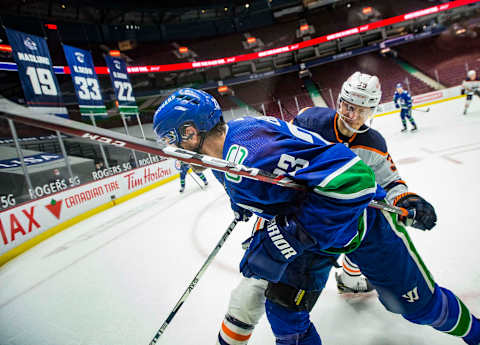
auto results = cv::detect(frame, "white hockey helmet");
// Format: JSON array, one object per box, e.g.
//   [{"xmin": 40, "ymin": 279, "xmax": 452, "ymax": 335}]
[
  {"xmin": 339, "ymin": 71, "xmax": 382, "ymax": 109},
  {"xmin": 467, "ymin": 70, "xmax": 476, "ymax": 79},
  {"xmin": 337, "ymin": 72, "xmax": 382, "ymax": 134}
]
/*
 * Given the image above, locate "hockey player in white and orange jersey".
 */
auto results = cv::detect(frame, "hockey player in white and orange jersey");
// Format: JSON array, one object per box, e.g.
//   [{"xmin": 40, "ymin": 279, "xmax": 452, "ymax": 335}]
[{"xmin": 461, "ymin": 70, "xmax": 480, "ymax": 115}]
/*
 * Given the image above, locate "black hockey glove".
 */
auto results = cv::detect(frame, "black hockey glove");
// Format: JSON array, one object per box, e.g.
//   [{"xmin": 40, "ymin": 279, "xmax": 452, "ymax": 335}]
[
  {"xmin": 461, "ymin": 88, "xmax": 465, "ymax": 95},
  {"xmin": 394, "ymin": 193, "xmax": 437, "ymax": 230},
  {"xmin": 231, "ymin": 202, "xmax": 252, "ymax": 222}
]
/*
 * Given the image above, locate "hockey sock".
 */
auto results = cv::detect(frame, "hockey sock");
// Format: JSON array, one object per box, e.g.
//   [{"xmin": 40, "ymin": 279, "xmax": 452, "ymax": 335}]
[
  {"xmin": 403, "ymin": 286, "xmax": 480, "ymax": 344},
  {"xmin": 217, "ymin": 314, "xmax": 254, "ymax": 345},
  {"xmin": 342, "ymin": 256, "xmax": 361, "ymax": 278},
  {"xmin": 198, "ymin": 173, "xmax": 207, "ymax": 183},
  {"xmin": 275, "ymin": 323, "xmax": 322, "ymax": 345},
  {"xmin": 265, "ymin": 299, "xmax": 321, "ymax": 345},
  {"xmin": 180, "ymin": 179, "xmax": 185, "ymax": 187}
]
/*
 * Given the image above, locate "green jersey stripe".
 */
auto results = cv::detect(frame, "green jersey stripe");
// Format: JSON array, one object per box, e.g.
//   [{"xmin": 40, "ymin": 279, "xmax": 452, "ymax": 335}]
[
  {"xmin": 314, "ymin": 159, "xmax": 376, "ymax": 200},
  {"xmin": 314, "ymin": 186, "xmax": 378, "ymax": 200},
  {"xmin": 447, "ymin": 297, "xmax": 472, "ymax": 337},
  {"xmin": 382, "ymin": 210, "xmax": 435, "ymax": 292},
  {"xmin": 319, "ymin": 156, "xmax": 361, "ymax": 188}
]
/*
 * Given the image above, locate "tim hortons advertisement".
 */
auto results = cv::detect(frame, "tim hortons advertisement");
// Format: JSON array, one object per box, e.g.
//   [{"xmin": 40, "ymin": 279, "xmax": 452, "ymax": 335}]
[{"xmin": 0, "ymin": 159, "xmax": 175, "ymax": 258}]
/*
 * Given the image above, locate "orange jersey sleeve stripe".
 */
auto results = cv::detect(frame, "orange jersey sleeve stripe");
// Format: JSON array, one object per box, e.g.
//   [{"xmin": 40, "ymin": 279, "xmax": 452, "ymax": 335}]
[
  {"xmin": 222, "ymin": 321, "xmax": 252, "ymax": 341},
  {"xmin": 350, "ymin": 145, "xmax": 388, "ymax": 156}
]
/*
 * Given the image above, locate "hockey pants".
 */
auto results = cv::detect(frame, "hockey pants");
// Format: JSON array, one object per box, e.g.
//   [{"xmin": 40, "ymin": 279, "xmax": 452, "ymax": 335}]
[{"xmin": 241, "ymin": 210, "xmax": 480, "ymax": 345}]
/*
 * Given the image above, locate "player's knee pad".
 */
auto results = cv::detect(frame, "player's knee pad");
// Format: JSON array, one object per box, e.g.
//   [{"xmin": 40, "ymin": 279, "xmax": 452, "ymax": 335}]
[
  {"xmin": 275, "ymin": 323, "xmax": 322, "ymax": 345},
  {"xmin": 228, "ymin": 277, "xmax": 268, "ymax": 326},
  {"xmin": 265, "ymin": 282, "xmax": 321, "ymax": 312}
]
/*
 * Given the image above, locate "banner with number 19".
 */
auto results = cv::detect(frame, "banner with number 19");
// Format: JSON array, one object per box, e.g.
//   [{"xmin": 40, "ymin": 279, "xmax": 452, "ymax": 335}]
[{"xmin": 5, "ymin": 27, "xmax": 67, "ymax": 117}]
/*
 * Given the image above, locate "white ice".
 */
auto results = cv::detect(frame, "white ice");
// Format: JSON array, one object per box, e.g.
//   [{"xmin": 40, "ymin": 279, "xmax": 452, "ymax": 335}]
[{"xmin": 1, "ymin": 97, "xmax": 480, "ymax": 345}]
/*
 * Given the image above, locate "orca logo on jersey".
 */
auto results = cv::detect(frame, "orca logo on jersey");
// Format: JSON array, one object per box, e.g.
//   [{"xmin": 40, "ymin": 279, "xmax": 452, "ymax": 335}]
[{"xmin": 267, "ymin": 218, "xmax": 297, "ymax": 260}]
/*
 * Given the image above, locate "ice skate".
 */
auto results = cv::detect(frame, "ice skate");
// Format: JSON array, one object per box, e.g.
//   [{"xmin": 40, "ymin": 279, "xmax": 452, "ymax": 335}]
[
  {"xmin": 179, "ymin": 186, "xmax": 185, "ymax": 193},
  {"xmin": 401, "ymin": 127, "xmax": 408, "ymax": 133},
  {"xmin": 411, "ymin": 126, "xmax": 418, "ymax": 132},
  {"xmin": 335, "ymin": 271, "xmax": 375, "ymax": 294}
]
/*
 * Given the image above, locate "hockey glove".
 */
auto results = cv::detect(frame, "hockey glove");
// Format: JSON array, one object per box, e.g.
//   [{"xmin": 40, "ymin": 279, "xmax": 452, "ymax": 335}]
[
  {"xmin": 461, "ymin": 88, "xmax": 465, "ymax": 95},
  {"xmin": 239, "ymin": 215, "xmax": 317, "ymax": 282},
  {"xmin": 394, "ymin": 193, "xmax": 437, "ymax": 230},
  {"xmin": 395, "ymin": 103, "xmax": 400, "ymax": 109},
  {"xmin": 231, "ymin": 202, "xmax": 252, "ymax": 222}
]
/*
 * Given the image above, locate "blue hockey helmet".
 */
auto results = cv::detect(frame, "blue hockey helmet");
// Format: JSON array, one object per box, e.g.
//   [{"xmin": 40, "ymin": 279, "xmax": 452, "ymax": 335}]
[
  {"xmin": 153, "ymin": 88, "xmax": 223, "ymax": 146},
  {"xmin": 396, "ymin": 83, "xmax": 403, "ymax": 89}
]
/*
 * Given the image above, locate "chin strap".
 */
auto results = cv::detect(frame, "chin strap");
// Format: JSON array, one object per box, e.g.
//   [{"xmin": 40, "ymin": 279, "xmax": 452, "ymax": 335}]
[
  {"xmin": 193, "ymin": 132, "xmax": 206, "ymax": 153},
  {"xmin": 338, "ymin": 113, "xmax": 373, "ymax": 134}
]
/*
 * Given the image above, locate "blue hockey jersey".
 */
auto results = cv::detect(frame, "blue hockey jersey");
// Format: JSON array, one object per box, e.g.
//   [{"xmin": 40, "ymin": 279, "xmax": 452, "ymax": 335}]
[
  {"xmin": 214, "ymin": 116, "xmax": 383, "ymax": 252},
  {"xmin": 394, "ymin": 90, "xmax": 412, "ymax": 109}
]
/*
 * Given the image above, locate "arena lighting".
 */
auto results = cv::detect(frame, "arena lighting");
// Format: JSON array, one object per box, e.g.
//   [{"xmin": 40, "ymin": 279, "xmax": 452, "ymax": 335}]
[
  {"xmin": 178, "ymin": 46, "xmax": 189, "ymax": 53},
  {"xmin": 300, "ymin": 24, "xmax": 309, "ymax": 32},
  {"xmin": 362, "ymin": 7, "xmax": 373, "ymax": 15},
  {"xmin": 3, "ymin": 0, "xmax": 478, "ymax": 74},
  {"xmin": 217, "ymin": 85, "xmax": 229, "ymax": 93},
  {"xmin": 247, "ymin": 37, "xmax": 256, "ymax": 44},
  {"xmin": 456, "ymin": 28, "xmax": 467, "ymax": 34},
  {"xmin": 0, "ymin": 44, "xmax": 12, "ymax": 52},
  {"xmin": 109, "ymin": 50, "xmax": 121, "ymax": 56},
  {"xmin": 45, "ymin": 24, "xmax": 58, "ymax": 30}
]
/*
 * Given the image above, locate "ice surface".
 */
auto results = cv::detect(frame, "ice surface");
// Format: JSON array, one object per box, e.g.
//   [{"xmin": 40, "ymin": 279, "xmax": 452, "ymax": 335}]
[{"xmin": 1, "ymin": 97, "xmax": 479, "ymax": 345}]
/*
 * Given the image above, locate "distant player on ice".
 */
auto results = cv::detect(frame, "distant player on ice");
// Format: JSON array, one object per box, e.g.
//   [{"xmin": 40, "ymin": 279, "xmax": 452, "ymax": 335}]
[
  {"xmin": 394, "ymin": 83, "xmax": 417, "ymax": 132},
  {"xmin": 177, "ymin": 161, "xmax": 208, "ymax": 193},
  {"xmin": 461, "ymin": 70, "xmax": 480, "ymax": 115}
]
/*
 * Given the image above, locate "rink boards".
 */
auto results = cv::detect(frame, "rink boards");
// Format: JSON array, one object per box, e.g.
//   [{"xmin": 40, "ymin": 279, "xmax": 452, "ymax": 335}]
[{"xmin": 0, "ymin": 159, "xmax": 177, "ymax": 265}]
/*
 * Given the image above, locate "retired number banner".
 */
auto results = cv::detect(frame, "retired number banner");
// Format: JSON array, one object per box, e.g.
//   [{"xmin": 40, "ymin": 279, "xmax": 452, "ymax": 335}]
[
  {"xmin": 5, "ymin": 27, "xmax": 67, "ymax": 117},
  {"xmin": 104, "ymin": 55, "xmax": 139, "ymax": 116},
  {"xmin": 63, "ymin": 44, "xmax": 107, "ymax": 116}
]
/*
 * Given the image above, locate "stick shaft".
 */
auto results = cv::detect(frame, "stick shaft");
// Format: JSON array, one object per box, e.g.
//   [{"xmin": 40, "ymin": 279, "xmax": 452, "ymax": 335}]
[
  {"xmin": 188, "ymin": 170, "xmax": 204, "ymax": 189},
  {"xmin": 0, "ymin": 109, "xmax": 408, "ymax": 216},
  {"xmin": 149, "ymin": 219, "xmax": 238, "ymax": 344}
]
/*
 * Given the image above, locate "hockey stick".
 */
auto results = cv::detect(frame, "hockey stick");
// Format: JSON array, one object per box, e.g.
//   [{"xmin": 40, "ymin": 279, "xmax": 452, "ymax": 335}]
[
  {"xmin": 188, "ymin": 170, "xmax": 205, "ymax": 190},
  {"xmin": 0, "ymin": 109, "xmax": 409, "ymax": 217},
  {"xmin": 149, "ymin": 218, "xmax": 238, "ymax": 344},
  {"xmin": 413, "ymin": 107, "xmax": 430, "ymax": 113}
]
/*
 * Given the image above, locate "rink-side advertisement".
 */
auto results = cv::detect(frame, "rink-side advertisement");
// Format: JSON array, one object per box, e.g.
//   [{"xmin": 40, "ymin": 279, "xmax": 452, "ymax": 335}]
[{"xmin": 0, "ymin": 159, "xmax": 176, "ymax": 260}]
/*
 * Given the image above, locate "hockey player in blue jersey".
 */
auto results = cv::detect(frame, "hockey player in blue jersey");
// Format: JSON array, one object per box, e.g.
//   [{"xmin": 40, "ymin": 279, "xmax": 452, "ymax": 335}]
[
  {"xmin": 461, "ymin": 70, "xmax": 480, "ymax": 115},
  {"xmin": 394, "ymin": 83, "xmax": 417, "ymax": 132},
  {"xmin": 153, "ymin": 87, "xmax": 480, "ymax": 345},
  {"xmin": 212, "ymin": 72, "xmax": 440, "ymax": 345},
  {"xmin": 177, "ymin": 161, "xmax": 208, "ymax": 193}
]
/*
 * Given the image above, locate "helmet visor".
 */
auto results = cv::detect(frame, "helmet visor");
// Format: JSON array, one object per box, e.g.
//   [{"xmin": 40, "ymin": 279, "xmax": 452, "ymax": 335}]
[
  {"xmin": 338, "ymin": 98, "xmax": 374, "ymax": 122},
  {"xmin": 157, "ymin": 128, "xmax": 180, "ymax": 146}
]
